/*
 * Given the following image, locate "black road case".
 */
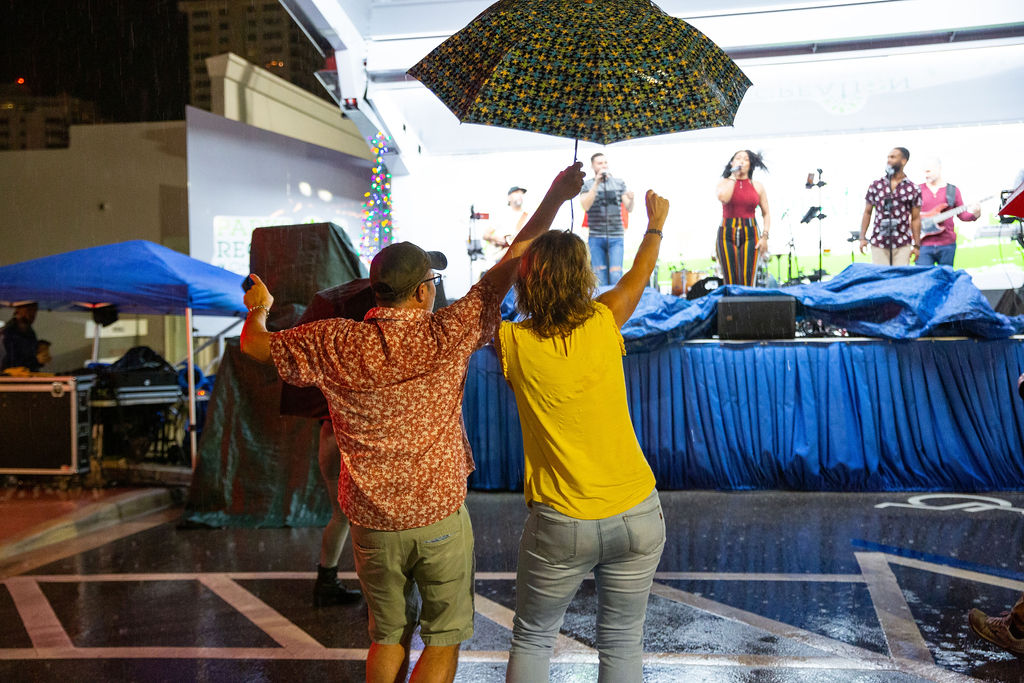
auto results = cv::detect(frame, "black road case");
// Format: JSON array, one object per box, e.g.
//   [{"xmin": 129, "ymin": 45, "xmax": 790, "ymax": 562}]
[{"xmin": 0, "ymin": 375, "xmax": 93, "ymax": 475}]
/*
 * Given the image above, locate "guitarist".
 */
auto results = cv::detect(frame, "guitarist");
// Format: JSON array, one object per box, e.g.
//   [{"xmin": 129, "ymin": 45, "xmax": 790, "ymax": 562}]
[{"xmin": 918, "ymin": 158, "xmax": 981, "ymax": 267}]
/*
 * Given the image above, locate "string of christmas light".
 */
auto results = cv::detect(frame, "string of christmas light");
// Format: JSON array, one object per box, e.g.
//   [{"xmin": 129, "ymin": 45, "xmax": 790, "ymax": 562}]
[{"xmin": 360, "ymin": 132, "xmax": 394, "ymax": 259}]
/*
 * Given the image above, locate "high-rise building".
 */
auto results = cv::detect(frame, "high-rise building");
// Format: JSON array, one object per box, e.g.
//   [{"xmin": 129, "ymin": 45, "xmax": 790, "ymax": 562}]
[
  {"xmin": 177, "ymin": 0, "xmax": 327, "ymax": 111},
  {"xmin": 0, "ymin": 86, "xmax": 99, "ymax": 151}
]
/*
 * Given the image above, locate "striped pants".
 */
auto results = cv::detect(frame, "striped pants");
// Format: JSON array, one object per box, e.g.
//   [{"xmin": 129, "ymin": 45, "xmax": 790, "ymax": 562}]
[{"xmin": 716, "ymin": 217, "xmax": 759, "ymax": 286}]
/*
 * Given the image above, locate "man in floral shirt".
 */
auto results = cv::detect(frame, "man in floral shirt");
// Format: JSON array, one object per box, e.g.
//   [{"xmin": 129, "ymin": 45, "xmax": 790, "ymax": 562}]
[
  {"xmin": 240, "ymin": 162, "xmax": 583, "ymax": 682},
  {"xmin": 858, "ymin": 147, "xmax": 922, "ymax": 266}
]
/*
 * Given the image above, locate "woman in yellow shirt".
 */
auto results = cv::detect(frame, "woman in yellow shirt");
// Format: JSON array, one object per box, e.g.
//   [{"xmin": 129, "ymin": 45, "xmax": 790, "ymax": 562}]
[{"xmin": 498, "ymin": 190, "xmax": 670, "ymax": 682}]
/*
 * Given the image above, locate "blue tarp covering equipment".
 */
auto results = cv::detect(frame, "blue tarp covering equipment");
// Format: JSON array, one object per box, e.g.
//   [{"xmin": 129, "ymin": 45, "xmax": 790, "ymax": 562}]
[{"xmin": 502, "ymin": 264, "xmax": 1023, "ymax": 353}]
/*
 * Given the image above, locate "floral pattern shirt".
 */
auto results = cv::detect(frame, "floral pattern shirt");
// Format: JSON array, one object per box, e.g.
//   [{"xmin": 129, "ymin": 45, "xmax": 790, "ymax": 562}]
[
  {"xmin": 865, "ymin": 176, "xmax": 922, "ymax": 248},
  {"xmin": 270, "ymin": 280, "xmax": 500, "ymax": 531}
]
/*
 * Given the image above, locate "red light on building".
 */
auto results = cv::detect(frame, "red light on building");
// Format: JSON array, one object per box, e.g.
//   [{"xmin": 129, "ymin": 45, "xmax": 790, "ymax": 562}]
[{"xmin": 16, "ymin": 77, "xmax": 25, "ymax": 85}]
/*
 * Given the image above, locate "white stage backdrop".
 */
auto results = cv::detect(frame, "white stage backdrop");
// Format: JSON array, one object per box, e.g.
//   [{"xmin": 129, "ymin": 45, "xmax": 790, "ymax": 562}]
[{"xmin": 185, "ymin": 106, "xmax": 371, "ymax": 275}]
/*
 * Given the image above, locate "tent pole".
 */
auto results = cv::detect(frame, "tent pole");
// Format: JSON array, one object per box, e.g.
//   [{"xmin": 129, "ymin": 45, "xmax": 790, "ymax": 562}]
[
  {"xmin": 185, "ymin": 306, "xmax": 198, "ymax": 470},
  {"xmin": 91, "ymin": 322, "xmax": 101, "ymax": 364}
]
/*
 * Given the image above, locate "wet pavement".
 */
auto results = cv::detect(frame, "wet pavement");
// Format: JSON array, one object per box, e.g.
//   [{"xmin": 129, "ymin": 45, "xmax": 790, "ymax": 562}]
[
  {"xmin": 1, "ymin": 489, "xmax": 1023, "ymax": 681},
  {"xmin": 0, "ymin": 485, "xmax": 148, "ymax": 543}
]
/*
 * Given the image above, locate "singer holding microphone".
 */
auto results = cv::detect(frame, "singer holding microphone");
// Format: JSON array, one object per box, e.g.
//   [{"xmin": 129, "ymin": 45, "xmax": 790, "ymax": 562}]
[
  {"xmin": 858, "ymin": 147, "xmax": 922, "ymax": 266},
  {"xmin": 580, "ymin": 152, "xmax": 634, "ymax": 285},
  {"xmin": 715, "ymin": 150, "xmax": 771, "ymax": 286}
]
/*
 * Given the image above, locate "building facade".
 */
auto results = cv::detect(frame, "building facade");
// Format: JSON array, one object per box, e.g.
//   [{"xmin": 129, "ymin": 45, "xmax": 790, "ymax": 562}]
[
  {"xmin": 0, "ymin": 87, "xmax": 99, "ymax": 151},
  {"xmin": 177, "ymin": 0, "xmax": 327, "ymax": 111}
]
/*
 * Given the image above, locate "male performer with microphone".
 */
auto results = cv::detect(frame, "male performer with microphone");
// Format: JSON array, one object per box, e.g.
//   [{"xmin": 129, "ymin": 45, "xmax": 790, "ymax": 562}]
[
  {"xmin": 580, "ymin": 152, "xmax": 634, "ymax": 285},
  {"xmin": 859, "ymin": 147, "xmax": 922, "ymax": 266}
]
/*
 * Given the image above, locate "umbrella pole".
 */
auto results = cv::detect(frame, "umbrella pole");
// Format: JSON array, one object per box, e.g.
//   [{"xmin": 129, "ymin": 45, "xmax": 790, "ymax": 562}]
[
  {"xmin": 570, "ymin": 139, "xmax": 579, "ymax": 232},
  {"xmin": 185, "ymin": 306, "xmax": 198, "ymax": 470}
]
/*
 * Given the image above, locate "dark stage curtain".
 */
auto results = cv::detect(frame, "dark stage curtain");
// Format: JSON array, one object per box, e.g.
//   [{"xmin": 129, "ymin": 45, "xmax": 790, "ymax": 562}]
[{"xmin": 465, "ymin": 339, "xmax": 1024, "ymax": 492}]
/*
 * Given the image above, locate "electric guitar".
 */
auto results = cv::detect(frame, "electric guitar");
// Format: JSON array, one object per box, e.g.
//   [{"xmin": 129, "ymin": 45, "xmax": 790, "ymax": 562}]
[{"xmin": 920, "ymin": 195, "xmax": 994, "ymax": 236}]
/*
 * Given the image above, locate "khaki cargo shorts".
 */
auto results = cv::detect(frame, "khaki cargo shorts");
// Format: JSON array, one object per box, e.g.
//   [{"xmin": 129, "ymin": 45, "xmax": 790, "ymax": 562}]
[{"xmin": 351, "ymin": 504, "xmax": 475, "ymax": 646}]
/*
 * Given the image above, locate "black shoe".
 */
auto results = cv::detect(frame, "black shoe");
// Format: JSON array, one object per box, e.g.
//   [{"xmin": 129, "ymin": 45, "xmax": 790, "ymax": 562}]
[{"xmin": 313, "ymin": 565, "xmax": 362, "ymax": 607}]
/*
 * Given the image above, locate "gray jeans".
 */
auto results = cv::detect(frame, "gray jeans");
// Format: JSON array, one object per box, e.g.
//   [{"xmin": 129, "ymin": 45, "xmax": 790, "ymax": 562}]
[{"xmin": 506, "ymin": 489, "xmax": 665, "ymax": 682}]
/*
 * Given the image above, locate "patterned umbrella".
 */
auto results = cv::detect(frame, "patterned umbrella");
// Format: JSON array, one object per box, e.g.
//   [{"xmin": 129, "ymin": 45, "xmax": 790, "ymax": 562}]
[{"xmin": 407, "ymin": 0, "xmax": 751, "ymax": 145}]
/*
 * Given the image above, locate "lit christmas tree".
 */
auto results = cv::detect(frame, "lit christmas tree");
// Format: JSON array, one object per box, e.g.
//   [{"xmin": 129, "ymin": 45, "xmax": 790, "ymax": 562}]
[{"xmin": 361, "ymin": 133, "xmax": 394, "ymax": 259}]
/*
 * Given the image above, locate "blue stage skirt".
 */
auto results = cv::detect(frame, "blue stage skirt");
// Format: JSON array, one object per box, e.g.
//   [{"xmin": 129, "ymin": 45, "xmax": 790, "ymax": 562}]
[{"xmin": 464, "ymin": 338, "xmax": 1024, "ymax": 492}]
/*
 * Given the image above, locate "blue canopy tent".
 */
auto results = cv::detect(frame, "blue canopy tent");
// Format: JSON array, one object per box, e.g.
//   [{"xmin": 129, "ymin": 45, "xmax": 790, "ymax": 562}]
[{"xmin": 0, "ymin": 240, "xmax": 247, "ymax": 465}]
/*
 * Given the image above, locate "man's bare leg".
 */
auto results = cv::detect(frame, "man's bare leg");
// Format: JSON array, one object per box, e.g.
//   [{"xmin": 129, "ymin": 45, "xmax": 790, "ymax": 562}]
[
  {"xmin": 314, "ymin": 420, "xmax": 360, "ymax": 606},
  {"xmin": 318, "ymin": 421, "xmax": 350, "ymax": 567},
  {"xmin": 367, "ymin": 634, "xmax": 412, "ymax": 683},
  {"xmin": 409, "ymin": 644, "xmax": 460, "ymax": 683}
]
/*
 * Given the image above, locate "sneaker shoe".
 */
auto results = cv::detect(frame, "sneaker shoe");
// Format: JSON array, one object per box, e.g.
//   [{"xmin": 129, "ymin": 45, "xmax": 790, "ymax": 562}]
[{"xmin": 968, "ymin": 608, "xmax": 1024, "ymax": 657}]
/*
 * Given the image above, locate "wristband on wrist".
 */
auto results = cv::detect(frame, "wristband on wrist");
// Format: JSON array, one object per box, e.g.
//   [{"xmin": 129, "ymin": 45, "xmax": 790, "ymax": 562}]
[
  {"xmin": 248, "ymin": 304, "xmax": 270, "ymax": 315},
  {"xmin": 645, "ymin": 229, "xmax": 663, "ymax": 238}
]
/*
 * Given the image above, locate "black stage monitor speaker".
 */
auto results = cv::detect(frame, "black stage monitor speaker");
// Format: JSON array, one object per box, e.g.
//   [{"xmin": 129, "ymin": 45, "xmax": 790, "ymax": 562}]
[{"xmin": 718, "ymin": 296, "xmax": 796, "ymax": 340}]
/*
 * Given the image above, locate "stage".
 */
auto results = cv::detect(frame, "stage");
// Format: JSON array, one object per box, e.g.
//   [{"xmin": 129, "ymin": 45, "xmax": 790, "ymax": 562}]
[
  {"xmin": 464, "ymin": 335, "xmax": 1024, "ymax": 492},
  {"xmin": 183, "ymin": 264, "xmax": 1024, "ymax": 528}
]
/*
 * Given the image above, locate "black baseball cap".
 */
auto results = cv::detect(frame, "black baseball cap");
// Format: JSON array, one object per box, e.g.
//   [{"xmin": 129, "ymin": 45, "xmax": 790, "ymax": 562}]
[
  {"xmin": 507, "ymin": 186, "xmax": 527, "ymax": 195},
  {"xmin": 370, "ymin": 242, "xmax": 447, "ymax": 299}
]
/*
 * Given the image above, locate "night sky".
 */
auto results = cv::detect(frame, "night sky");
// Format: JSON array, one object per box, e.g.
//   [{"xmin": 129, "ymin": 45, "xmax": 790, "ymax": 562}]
[{"xmin": 0, "ymin": 0, "xmax": 189, "ymax": 122}]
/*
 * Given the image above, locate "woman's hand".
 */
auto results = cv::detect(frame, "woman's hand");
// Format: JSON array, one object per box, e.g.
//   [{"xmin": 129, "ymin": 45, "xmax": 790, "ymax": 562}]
[{"xmin": 549, "ymin": 161, "xmax": 585, "ymax": 203}]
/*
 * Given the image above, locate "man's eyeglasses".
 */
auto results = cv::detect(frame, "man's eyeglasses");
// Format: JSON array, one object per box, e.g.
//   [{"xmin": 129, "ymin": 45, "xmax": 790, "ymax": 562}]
[{"xmin": 421, "ymin": 273, "xmax": 443, "ymax": 287}]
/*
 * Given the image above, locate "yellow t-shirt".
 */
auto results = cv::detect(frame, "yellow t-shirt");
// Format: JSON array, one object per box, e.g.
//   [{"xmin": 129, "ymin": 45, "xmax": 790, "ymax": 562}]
[{"xmin": 497, "ymin": 302, "xmax": 656, "ymax": 519}]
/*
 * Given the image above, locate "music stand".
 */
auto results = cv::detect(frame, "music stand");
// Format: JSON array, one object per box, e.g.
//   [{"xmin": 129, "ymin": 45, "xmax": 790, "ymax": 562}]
[
  {"xmin": 847, "ymin": 230, "xmax": 860, "ymax": 264},
  {"xmin": 799, "ymin": 206, "xmax": 821, "ymax": 224}
]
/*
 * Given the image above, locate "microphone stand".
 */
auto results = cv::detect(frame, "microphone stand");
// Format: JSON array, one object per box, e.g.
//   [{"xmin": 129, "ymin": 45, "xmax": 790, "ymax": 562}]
[
  {"xmin": 772, "ymin": 209, "xmax": 788, "ymax": 286},
  {"xmin": 805, "ymin": 168, "xmax": 827, "ymax": 280},
  {"xmin": 886, "ymin": 196, "xmax": 894, "ymax": 266},
  {"xmin": 882, "ymin": 167, "xmax": 897, "ymax": 266},
  {"xmin": 466, "ymin": 205, "xmax": 486, "ymax": 283},
  {"xmin": 785, "ymin": 235, "xmax": 799, "ymax": 284},
  {"xmin": 888, "ymin": 197, "xmax": 894, "ymax": 266},
  {"xmin": 782, "ymin": 204, "xmax": 800, "ymax": 285}
]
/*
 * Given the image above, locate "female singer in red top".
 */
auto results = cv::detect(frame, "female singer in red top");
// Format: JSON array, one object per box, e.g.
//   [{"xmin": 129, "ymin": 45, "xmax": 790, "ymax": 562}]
[{"xmin": 715, "ymin": 150, "xmax": 771, "ymax": 286}]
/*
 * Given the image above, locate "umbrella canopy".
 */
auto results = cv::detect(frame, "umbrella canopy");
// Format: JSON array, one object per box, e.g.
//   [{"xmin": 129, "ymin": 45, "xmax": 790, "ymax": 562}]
[
  {"xmin": 0, "ymin": 240, "xmax": 246, "ymax": 317},
  {"xmin": 408, "ymin": 0, "xmax": 751, "ymax": 145}
]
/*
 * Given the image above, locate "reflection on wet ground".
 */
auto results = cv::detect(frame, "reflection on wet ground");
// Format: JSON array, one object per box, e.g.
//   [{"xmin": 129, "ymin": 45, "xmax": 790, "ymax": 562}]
[{"xmin": 2, "ymin": 490, "xmax": 1022, "ymax": 681}]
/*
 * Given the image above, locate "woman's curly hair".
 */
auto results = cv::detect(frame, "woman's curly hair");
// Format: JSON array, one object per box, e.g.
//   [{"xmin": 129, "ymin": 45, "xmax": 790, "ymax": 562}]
[{"xmin": 515, "ymin": 230, "xmax": 598, "ymax": 338}]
